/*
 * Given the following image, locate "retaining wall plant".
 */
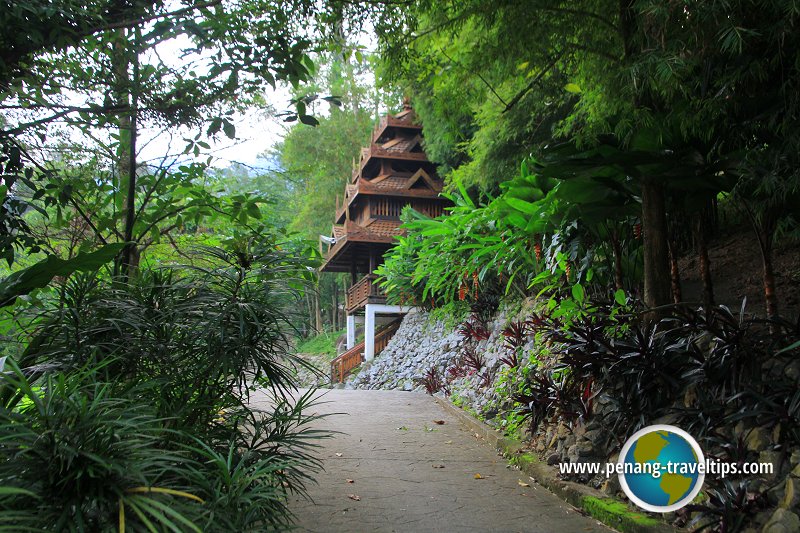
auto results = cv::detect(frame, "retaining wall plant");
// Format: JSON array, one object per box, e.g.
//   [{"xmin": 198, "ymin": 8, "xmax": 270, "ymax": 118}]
[{"xmin": 346, "ymin": 299, "xmax": 800, "ymax": 533}]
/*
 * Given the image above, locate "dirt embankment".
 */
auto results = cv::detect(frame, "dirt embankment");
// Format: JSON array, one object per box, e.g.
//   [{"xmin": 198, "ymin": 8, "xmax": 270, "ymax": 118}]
[{"xmin": 678, "ymin": 227, "xmax": 799, "ymax": 319}]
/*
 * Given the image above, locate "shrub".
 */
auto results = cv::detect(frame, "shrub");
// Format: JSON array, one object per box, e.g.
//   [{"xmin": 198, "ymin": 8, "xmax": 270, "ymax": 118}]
[
  {"xmin": 0, "ymin": 244, "xmax": 327, "ymax": 531},
  {"xmin": 417, "ymin": 366, "xmax": 444, "ymax": 395},
  {"xmin": 509, "ymin": 298, "xmax": 800, "ymax": 453}
]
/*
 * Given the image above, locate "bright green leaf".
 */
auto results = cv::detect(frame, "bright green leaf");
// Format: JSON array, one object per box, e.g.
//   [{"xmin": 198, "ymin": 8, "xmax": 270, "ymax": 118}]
[
  {"xmin": 571, "ymin": 283, "xmax": 585, "ymax": 303},
  {"xmin": 614, "ymin": 289, "xmax": 627, "ymax": 306}
]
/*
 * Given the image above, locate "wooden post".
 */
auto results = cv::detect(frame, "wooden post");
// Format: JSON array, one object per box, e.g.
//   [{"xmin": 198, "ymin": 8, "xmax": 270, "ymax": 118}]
[{"xmin": 314, "ymin": 284, "xmax": 322, "ymax": 333}]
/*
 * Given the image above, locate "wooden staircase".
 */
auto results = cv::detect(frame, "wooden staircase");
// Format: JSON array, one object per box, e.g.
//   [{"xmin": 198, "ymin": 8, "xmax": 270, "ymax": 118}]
[{"xmin": 330, "ymin": 318, "xmax": 403, "ymax": 383}]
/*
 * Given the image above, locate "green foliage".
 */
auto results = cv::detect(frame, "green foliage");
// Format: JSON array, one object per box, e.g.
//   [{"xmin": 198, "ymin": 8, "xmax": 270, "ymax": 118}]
[
  {"xmin": 0, "ymin": 243, "xmax": 123, "ymax": 307},
  {"xmin": 425, "ymin": 300, "xmax": 472, "ymax": 330},
  {"xmin": 371, "ymin": 1, "xmax": 592, "ymax": 190},
  {"xmin": 295, "ymin": 328, "xmax": 346, "ymax": 358},
  {"xmin": 491, "ymin": 366, "xmax": 534, "ymax": 439},
  {"xmin": 0, "ymin": 0, "xmax": 327, "ymax": 272},
  {"xmin": 1, "ymin": 0, "xmax": 318, "ymax": 133},
  {"xmin": 279, "ymin": 107, "xmax": 374, "ymax": 240},
  {"xmin": 376, "ymin": 160, "xmax": 642, "ymax": 307},
  {"xmin": 275, "ymin": 51, "xmax": 386, "ymax": 242},
  {"xmin": 362, "ymin": 0, "xmax": 800, "ymax": 314},
  {"xmin": 371, "ymin": 0, "xmax": 800, "ymax": 188},
  {"xmin": 31, "ymin": 159, "xmax": 273, "ymax": 265},
  {"xmin": 0, "ymin": 358, "xmax": 326, "ymax": 532},
  {"xmin": 1, "ymin": 361, "xmax": 200, "ymax": 531},
  {"xmin": 0, "ymin": 139, "xmax": 43, "ymax": 266},
  {"xmin": 269, "ymin": 51, "xmax": 397, "ymax": 334},
  {"xmin": 0, "ymin": 241, "xmax": 327, "ymax": 530},
  {"xmin": 18, "ymin": 242, "xmax": 315, "ymax": 399}
]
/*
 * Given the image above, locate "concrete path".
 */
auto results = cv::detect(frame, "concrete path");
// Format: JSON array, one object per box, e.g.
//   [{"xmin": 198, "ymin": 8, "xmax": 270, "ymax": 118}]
[{"xmin": 252, "ymin": 389, "xmax": 611, "ymax": 533}]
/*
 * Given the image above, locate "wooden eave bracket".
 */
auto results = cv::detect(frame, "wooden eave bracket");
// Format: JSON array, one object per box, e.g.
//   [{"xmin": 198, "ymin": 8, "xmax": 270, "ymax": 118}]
[{"xmin": 404, "ymin": 168, "xmax": 436, "ymax": 190}]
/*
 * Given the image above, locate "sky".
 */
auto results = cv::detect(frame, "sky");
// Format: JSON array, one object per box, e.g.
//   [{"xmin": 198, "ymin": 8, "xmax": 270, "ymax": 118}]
[
  {"xmin": 134, "ymin": 14, "xmax": 379, "ymax": 175},
  {"xmin": 137, "ymin": 94, "xmax": 293, "ymax": 173},
  {"xmin": 135, "ymin": 30, "xmax": 298, "ymax": 174},
  {"xmin": 6, "ymin": 8, "xmax": 379, "ymax": 177}
]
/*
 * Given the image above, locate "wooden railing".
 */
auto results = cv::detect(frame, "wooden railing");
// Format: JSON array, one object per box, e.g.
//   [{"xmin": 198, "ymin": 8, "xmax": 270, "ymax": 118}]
[
  {"xmin": 330, "ymin": 342, "xmax": 365, "ymax": 384},
  {"xmin": 330, "ymin": 319, "xmax": 403, "ymax": 383},
  {"xmin": 371, "ymin": 197, "xmax": 405, "ymax": 219},
  {"xmin": 346, "ymin": 274, "xmax": 385, "ymax": 314},
  {"xmin": 373, "ymin": 320, "xmax": 400, "ymax": 354}
]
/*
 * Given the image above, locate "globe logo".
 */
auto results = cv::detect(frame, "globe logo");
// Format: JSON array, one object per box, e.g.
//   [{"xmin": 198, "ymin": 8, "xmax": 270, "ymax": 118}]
[{"xmin": 618, "ymin": 424, "xmax": 705, "ymax": 513}]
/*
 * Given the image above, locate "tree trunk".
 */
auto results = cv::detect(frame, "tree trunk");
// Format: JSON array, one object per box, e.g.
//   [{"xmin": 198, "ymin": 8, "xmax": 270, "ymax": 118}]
[
  {"xmin": 744, "ymin": 203, "xmax": 779, "ymax": 325},
  {"xmin": 611, "ymin": 229, "xmax": 624, "ymax": 291},
  {"xmin": 304, "ymin": 293, "xmax": 312, "ymax": 337},
  {"xmin": 759, "ymin": 229, "xmax": 778, "ymax": 322},
  {"xmin": 112, "ymin": 29, "xmax": 140, "ymax": 279},
  {"xmin": 693, "ymin": 211, "xmax": 714, "ymax": 310},
  {"xmin": 314, "ymin": 286, "xmax": 322, "ymax": 333},
  {"xmin": 668, "ymin": 238, "xmax": 682, "ymax": 304},
  {"xmin": 641, "ymin": 179, "xmax": 672, "ymax": 317}
]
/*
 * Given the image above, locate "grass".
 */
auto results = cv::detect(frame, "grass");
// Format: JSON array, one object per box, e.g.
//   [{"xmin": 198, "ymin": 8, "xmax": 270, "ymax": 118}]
[
  {"xmin": 581, "ymin": 497, "xmax": 660, "ymax": 531},
  {"xmin": 508, "ymin": 451, "xmax": 538, "ymax": 469},
  {"xmin": 294, "ymin": 328, "xmax": 347, "ymax": 359}
]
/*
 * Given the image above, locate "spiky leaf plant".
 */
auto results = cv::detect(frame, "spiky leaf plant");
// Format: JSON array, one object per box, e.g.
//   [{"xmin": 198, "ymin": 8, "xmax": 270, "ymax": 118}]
[{"xmin": 0, "ymin": 244, "xmax": 329, "ymax": 531}]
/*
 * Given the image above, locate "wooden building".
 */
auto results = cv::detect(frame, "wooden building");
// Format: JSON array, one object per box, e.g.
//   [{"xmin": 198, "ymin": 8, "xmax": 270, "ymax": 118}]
[{"xmin": 321, "ymin": 102, "xmax": 448, "ymax": 382}]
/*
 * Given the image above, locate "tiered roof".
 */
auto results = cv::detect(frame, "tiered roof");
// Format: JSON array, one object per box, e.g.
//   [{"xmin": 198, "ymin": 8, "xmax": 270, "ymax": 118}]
[{"xmin": 321, "ymin": 102, "xmax": 448, "ymax": 273}]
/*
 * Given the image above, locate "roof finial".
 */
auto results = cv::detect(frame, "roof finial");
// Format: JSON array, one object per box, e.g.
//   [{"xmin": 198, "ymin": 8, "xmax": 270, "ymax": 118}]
[{"xmin": 402, "ymin": 96, "xmax": 412, "ymax": 110}]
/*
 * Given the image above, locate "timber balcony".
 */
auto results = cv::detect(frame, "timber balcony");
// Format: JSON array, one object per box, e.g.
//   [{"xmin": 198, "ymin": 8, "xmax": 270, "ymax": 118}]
[{"xmin": 346, "ymin": 274, "xmax": 387, "ymax": 314}]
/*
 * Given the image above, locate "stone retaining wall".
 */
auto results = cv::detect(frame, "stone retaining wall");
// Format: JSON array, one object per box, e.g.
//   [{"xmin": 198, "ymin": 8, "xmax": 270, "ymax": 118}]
[
  {"xmin": 346, "ymin": 304, "xmax": 527, "ymax": 421},
  {"xmin": 345, "ymin": 309, "xmax": 464, "ymax": 391}
]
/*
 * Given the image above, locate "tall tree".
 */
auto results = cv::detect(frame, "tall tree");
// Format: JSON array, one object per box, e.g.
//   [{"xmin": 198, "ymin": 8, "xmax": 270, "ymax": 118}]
[
  {"xmin": 1, "ymin": 0, "xmax": 321, "ymax": 270},
  {"xmin": 365, "ymin": 0, "xmax": 800, "ymax": 313}
]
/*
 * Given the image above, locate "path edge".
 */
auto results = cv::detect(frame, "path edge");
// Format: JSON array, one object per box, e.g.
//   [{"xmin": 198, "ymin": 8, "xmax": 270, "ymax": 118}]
[{"xmin": 433, "ymin": 395, "xmax": 679, "ymax": 533}]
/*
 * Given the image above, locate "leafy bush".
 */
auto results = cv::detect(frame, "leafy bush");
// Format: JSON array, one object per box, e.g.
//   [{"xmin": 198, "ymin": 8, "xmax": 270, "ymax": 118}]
[
  {"xmin": 0, "ymin": 243, "xmax": 327, "ymax": 531},
  {"xmin": 499, "ymin": 320, "xmax": 529, "ymax": 368},
  {"xmin": 376, "ymin": 161, "xmax": 642, "ymax": 311},
  {"xmin": 462, "ymin": 344, "xmax": 486, "ymax": 373},
  {"xmin": 504, "ymin": 298, "xmax": 800, "ymax": 451},
  {"xmin": 1, "ymin": 361, "xmax": 195, "ymax": 531},
  {"xmin": 416, "ymin": 366, "xmax": 444, "ymax": 395},
  {"xmin": 685, "ymin": 478, "xmax": 769, "ymax": 533},
  {"xmin": 511, "ymin": 358, "xmax": 594, "ymax": 433}
]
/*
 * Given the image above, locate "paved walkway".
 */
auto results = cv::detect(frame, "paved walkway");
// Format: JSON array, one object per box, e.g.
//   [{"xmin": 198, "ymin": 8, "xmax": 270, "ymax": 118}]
[{"xmin": 252, "ymin": 389, "xmax": 610, "ymax": 533}]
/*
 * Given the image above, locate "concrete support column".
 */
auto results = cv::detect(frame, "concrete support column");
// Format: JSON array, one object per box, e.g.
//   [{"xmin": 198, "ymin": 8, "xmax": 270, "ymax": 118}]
[
  {"xmin": 364, "ymin": 304, "xmax": 376, "ymax": 361},
  {"xmin": 346, "ymin": 314, "xmax": 356, "ymax": 350}
]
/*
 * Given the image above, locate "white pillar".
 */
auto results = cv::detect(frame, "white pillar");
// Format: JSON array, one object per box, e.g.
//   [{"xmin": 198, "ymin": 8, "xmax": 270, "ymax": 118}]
[
  {"xmin": 346, "ymin": 315, "xmax": 355, "ymax": 350},
  {"xmin": 364, "ymin": 304, "xmax": 376, "ymax": 361}
]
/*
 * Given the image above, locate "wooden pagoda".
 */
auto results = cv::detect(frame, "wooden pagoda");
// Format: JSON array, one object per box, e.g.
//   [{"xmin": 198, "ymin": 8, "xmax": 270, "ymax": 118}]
[{"xmin": 321, "ymin": 102, "xmax": 448, "ymax": 381}]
